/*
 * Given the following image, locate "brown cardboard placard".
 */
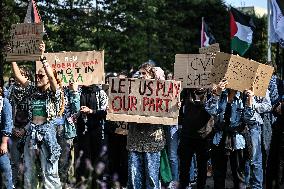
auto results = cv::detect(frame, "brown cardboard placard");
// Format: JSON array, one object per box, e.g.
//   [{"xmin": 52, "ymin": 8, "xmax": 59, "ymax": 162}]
[
  {"xmin": 199, "ymin": 43, "xmax": 220, "ymax": 54},
  {"xmin": 106, "ymin": 78, "xmax": 181, "ymax": 125},
  {"xmin": 36, "ymin": 51, "xmax": 104, "ymax": 86},
  {"xmin": 174, "ymin": 54, "xmax": 214, "ymax": 88},
  {"xmin": 210, "ymin": 52, "xmax": 274, "ymax": 97},
  {"xmin": 253, "ymin": 62, "xmax": 274, "ymax": 97},
  {"xmin": 6, "ymin": 23, "xmax": 44, "ymax": 61}
]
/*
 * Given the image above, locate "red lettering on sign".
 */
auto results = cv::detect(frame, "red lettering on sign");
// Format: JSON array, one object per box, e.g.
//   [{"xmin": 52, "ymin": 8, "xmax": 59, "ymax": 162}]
[
  {"xmin": 122, "ymin": 95, "xmax": 130, "ymax": 111},
  {"xmin": 174, "ymin": 83, "xmax": 181, "ymax": 97},
  {"xmin": 155, "ymin": 98, "xmax": 163, "ymax": 112},
  {"xmin": 164, "ymin": 99, "xmax": 171, "ymax": 112},
  {"xmin": 148, "ymin": 98, "xmax": 155, "ymax": 111},
  {"xmin": 112, "ymin": 96, "xmax": 122, "ymax": 112},
  {"xmin": 143, "ymin": 97, "xmax": 149, "ymax": 111},
  {"xmin": 130, "ymin": 96, "xmax": 137, "ymax": 111},
  {"xmin": 165, "ymin": 82, "xmax": 174, "ymax": 97}
]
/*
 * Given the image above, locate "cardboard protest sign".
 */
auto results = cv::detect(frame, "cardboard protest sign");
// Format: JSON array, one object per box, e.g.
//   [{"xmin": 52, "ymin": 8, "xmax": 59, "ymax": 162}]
[
  {"xmin": 6, "ymin": 23, "xmax": 44, "ymax": 61},
  {"xmin": 199, "ymin": 43, "xmax": 220, "ymax": 54},
  {"xmin": 36, "ymin": 51, "xmax": 104, "ymax": 86},
  {"xmin": 174, "ymin": 54, "xmax": 214, "ymax": 88},
  {"xmin": 210, "ymin": 52, "xmax": 274, "ymax": 97},
  {"xmin": 107, "ymin": 78, "xmax": 181, "ymax": 125},
  {"xmin": 114, "ymin": 122, "xmax": 129, "ymax": 135}
]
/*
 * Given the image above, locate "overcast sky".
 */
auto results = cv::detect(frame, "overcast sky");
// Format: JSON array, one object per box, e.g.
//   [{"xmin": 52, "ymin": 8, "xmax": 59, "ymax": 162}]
[{"xmin": 224, "ymin": 0, "xmax": 267, "ymax": 9}]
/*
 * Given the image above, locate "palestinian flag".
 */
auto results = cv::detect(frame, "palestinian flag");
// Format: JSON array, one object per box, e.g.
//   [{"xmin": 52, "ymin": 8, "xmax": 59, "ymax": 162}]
[
  {"xmin": 230, "ymin": 7, "xmax": 255, "ymax": 55},
  {"xmin": 24, "ymin": 0, "xmax": 41, "ymax": 23},
  {"xmin": 201, "ymin": 18, "xmax": 216, "ymax": 47}
]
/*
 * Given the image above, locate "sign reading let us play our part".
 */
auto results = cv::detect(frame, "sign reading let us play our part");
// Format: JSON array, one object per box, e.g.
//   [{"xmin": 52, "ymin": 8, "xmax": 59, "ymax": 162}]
[{"xmin": 107, "ymin": 78, "xmax": 181, "ymax": 125}]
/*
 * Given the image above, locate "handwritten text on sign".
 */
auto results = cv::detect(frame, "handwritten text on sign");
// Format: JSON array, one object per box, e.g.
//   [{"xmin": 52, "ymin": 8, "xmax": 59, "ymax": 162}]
[
  {"xmin": 6, "ymin": 23, "xmax": 44, "ymax": 61},
  {"xmin": 210, "ymin": 52, "xmax": 274, "ymax": 97},
  {"xmin": 107, "ymin": 78, "xmax": 181, "ymax": 125},
  {"xmin": 174, "ymin": 54, "xmax": 213, "ymax": 88},
  {"xmin": 41, "ymin": 51, "xmax": 104, "ymax": 86}
]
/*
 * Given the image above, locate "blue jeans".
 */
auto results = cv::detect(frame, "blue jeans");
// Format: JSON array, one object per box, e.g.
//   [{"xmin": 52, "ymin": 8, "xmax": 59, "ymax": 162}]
[
  {"xmin": 246, "ymin": 125, "xmax": 263, "ymax": 189},
  {"xmin": 128, "ymin": 151, "xmax": 161, "ymax": 189},
  {"xmin": 166, "ymin": 125, "xmax": 179, "ymax": 181},
  {"xmin": 0, "ymin": 153, "xmax": 13, "ymax": 189},
  {"xmin": 189, "ymin": 154, "xmax": 197, "ymax": 182}
]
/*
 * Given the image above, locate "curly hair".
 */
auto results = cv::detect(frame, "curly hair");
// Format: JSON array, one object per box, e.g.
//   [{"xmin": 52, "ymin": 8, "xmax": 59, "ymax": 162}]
[
  {"xmin": 53, "ymin": 70, "xmax": 65, "ymax": 116},
  {"xmin": 19, "ymin": 65, "xmax": 33, "ymax": 82}
]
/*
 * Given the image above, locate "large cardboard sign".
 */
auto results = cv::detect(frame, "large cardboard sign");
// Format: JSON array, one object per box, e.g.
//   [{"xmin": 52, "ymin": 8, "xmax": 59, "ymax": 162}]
[
  {"xmin": 199, "ymin": 43, "xmax": 220, "ymax": 54},
  {"xmin": 107, "ymin": 78, "xmax": 181, "ymax": 125},
  {"xmin": 6, "ymin": 23, "xmax": 44, "ymax": 61},
  {"xmin": 36, "ymin": 51, "xmax": 104, "ymax": 86},
  {"xmin": 174, "ymin": 54, "xmax": 214, "ymax": 88},
  {"xmin": 210, "ymin": 52, "xmax": 274, "ymax": 97}
]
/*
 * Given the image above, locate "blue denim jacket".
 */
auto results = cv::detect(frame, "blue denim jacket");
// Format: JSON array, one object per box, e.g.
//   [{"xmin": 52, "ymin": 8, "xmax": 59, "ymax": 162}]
[
  {"xmin": 205, "ymin": 91, "xmax": 254, "ymax": 150},
  {"xmin": 245, "ymin": 90, "xmax": 272, "ymax": 126},
  {"xmin": 63, "ymin": 89, "xmax": 80, "ymax": 139},
  {"xmin": 0, "ymin": 97, "xmax": 13, "ymax": 137}
]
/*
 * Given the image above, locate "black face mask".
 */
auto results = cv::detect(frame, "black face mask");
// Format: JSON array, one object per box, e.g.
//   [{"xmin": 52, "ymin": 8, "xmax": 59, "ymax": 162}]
[
  {"xmin": 194, "ymin": 88, "xmax": 206, "ymax": 96},
  {"xmin": 194, "ymin": 100, "xmax": 203, "ymax": 106}
]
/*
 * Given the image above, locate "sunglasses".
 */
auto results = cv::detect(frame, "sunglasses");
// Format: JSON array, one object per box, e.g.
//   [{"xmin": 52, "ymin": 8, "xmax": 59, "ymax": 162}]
[
  {"xmin": 36, "ymin": 74, "xmax": 46, "ymax": 79},
  {"xmin": 9, "ymin": 80, "xmax": 15, "ymax": 83},
  {"xmin": 139, "ymin": 72, "xmax": 147, "ymax": 75}
]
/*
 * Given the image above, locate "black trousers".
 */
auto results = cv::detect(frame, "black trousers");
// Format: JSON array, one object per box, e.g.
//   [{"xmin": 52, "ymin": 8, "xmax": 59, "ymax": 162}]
[
  {"xmin": 108, "ymin": 133, "xmax": 128, "ymax": 187},
  {"xmin": 75, "ymin": 125, "xmax": 108, "ymax": 186},
  {"xmin": 178, "ymin": 137, "xmax": 209, "ymax": 189},
  {"xmin": 211, "ymin": 144, "xmax": 246, "ymax": 189},
  {"xmin": 266, "ymin": 127, "xmax": 284, "ymax": 189}
]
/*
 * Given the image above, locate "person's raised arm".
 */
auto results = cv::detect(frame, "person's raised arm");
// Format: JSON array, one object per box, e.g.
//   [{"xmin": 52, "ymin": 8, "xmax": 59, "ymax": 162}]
[
  {"xmin": 11, "ymin": 62, "xmax": 29, "ymax": 87},
  {"xmin": 39, "ymin": 42, "xmax": 58, "ymax": 92}
]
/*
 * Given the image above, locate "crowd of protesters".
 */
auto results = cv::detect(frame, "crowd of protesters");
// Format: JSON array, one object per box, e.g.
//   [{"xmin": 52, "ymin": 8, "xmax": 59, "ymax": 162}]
[{"xmin": 0, "ymin": 42, "xmax": 284, "ymax": 189}]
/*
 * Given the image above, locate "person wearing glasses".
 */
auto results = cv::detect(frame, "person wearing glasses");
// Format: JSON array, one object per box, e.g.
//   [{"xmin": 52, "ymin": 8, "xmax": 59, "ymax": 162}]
[
  {"xmin": 0, "ymin": 85, "xmax": 13, "ymax": 189},
  {"xmin": 127, "ymin": 62, "xmax": 166, "ymax": 189},
  {"xmin": 10, "ymin": 42, "xmax": 63, "ymax": 188}
]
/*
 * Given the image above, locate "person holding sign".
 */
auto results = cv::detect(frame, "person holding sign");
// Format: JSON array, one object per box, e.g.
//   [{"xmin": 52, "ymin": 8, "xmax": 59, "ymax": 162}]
[
  {"xmin": 0, "ymin": 86, "xmax": 13, "ymax": 189},
  {"xmin": 10, "ymin": 42, "xmax": 63, "ymax": 189},
  {"xmin": 127, "ymin": 62, "xmax": 166, "ymax": 189},
  {"xmin": 244, "ymin": 89, "xmax": 271, "ymax": 189},
  {"xmin": 205, "ymin": 80, "xmax": 255, "ymax": 189},
  {"xmin": 178, "ymin": 88, "xmax": 211, "ymax": 189}
]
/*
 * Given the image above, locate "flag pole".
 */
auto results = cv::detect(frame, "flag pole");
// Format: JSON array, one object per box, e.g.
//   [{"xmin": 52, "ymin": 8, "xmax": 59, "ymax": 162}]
[
  {"xmin": 267, "ymin": 0, "xmax": 272, "ymax": 63},
  {"xmin": 201, "ymin": 17, "xmax": 204, "ymax": 48}
]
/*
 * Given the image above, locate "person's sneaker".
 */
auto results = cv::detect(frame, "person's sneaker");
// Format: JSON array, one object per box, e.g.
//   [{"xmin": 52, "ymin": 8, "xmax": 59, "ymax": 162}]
[
  {"xmin": 168, "ymin": 181, "xmax": 178, "ymax": 189},
  {"xmin": 189, "ymin": 180, "xmax": 197, "ymax": 186},
  {"xmin": 186, "ymin": 183, "xmax": 193, "ymax": 189}
]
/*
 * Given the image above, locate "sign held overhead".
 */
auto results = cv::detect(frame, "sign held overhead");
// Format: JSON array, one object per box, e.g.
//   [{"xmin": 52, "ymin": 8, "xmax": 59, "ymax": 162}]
[{"xmin": 210, "ymin": 52, "xmax": 274, "ymax": 97}]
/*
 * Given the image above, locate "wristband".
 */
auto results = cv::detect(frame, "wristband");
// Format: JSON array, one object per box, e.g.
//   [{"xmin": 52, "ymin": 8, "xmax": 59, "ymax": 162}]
[{"xmin": 40, "ymin": 56, "xmax": 46, "ymax": 62}]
